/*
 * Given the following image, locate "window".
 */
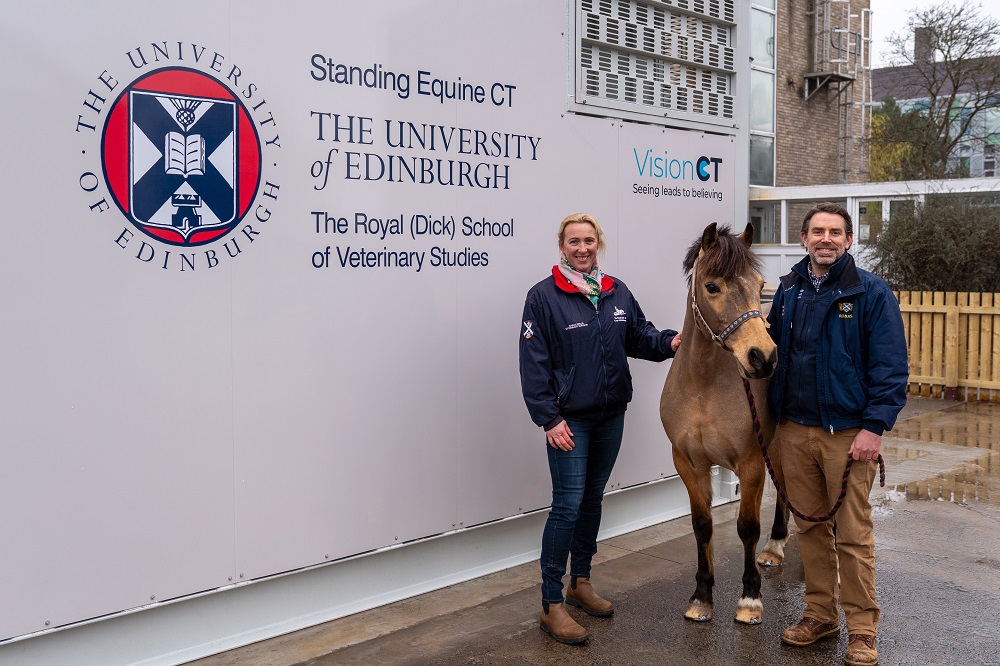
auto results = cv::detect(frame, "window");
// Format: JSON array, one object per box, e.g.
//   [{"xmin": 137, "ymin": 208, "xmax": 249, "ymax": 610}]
[
  {"xmin": 749, "ymin": 135, "xmax": 774, "ymax": 187},
  {"xmin": 748, "ymin": 3, "xmax": 775, "ymax": 185},
  {"xmin": 750, "ymin": 70, "xmax": 775, "ymax": 132},
  {"xmin": 749, "ymin": 202, "xmax": 781, "ymax": 244},
  {"xmin": 750, "ymin": 9, "xmax": 774, "ymax": 69},
  {"xmin": 574, "ymin": 0, "xmax": 736, "ymax": 129},
  {"xmin": 856, "ymin": 201, "xmax": 883, "ymax": 244},
  {"xmin": 958, "ymin": 145, "xmax": 972, "ymax": 177}
]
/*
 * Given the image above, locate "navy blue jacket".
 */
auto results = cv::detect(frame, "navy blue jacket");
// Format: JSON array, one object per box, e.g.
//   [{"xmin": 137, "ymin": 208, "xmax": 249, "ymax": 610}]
[
  {"xmin": 519, "ymin": 267, "xmax": 677, "ymax": 430},
  {"xmin": 767, "ymin": 254, "xmax": 909, "ymax": 435}
]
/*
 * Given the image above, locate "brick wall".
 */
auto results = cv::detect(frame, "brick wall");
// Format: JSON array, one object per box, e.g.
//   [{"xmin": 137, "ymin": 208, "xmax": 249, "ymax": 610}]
[{"xmin": 775, "ymin": 0, "xmax": 870, "ymax": 186}]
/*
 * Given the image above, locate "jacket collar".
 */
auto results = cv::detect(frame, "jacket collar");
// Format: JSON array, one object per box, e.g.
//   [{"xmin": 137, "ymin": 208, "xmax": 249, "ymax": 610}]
[
  {"xmin": 552, "ymin": 265, "xmax": 616, "ymax": 294},
  {"xmin": 781, "ymin": 252, "xmax": 861, "ymax": 292}
]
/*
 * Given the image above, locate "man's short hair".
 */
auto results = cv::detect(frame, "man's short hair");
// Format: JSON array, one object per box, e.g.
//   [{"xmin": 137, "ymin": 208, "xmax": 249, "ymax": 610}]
[{"xmin": 801, "ymin": 202, "xmax": 853, "ymax": 236}]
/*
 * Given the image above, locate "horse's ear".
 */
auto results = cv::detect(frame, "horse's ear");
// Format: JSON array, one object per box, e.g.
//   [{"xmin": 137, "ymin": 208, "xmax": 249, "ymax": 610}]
[
  {"xmin": 701, "ymin": 223, "xmax": 719, "ymax": 250},
  {"xmin": 739, "ymin": 222, "xmax": 754, "ymax": 247}
]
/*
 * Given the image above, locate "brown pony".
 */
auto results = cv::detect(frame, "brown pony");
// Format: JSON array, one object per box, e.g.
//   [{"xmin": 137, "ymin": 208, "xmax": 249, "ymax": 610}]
[{"xmin": 660, "ymin": 222, "xmax": 789, "ymax": 625}]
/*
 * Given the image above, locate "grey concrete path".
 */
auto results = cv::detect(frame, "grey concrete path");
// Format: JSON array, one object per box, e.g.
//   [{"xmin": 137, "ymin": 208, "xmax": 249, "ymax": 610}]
[{"xmin": 190, "ymin": 397, "xmax": 1000, "ymax": 666}]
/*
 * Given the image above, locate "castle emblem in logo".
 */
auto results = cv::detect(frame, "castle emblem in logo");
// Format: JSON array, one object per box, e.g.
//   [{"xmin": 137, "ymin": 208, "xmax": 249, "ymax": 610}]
[{"xmin": 102, "ymin": 67, "xmax": 261, "ymax": 247}]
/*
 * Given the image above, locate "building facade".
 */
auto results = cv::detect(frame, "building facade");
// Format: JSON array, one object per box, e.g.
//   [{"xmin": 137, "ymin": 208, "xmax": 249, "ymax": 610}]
[
  {"xmin": 752, "ymin": 0, "xmax": 872, "ymax": 247},
  {"xmin": 776, "ymin": 0, "xmax": 870, "ymax": 187}
]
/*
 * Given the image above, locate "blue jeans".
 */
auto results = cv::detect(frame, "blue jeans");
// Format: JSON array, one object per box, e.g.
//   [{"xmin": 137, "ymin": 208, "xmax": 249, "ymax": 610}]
[{"xmin": 540, "ymin": 413, "xmax": 625, "ymax": 604}]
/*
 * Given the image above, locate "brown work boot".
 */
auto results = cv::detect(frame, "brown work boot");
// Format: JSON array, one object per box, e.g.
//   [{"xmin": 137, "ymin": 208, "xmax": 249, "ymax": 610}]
[
  {"xmin": 565, "ymin": 576, "xmax": 614, "ymax": 617},
  {"xmin": 844, "ymin": 634, "xmax": 878, "ymax": 665},
  {"xmin": 780, "ymin": 616, "xmax": 841, "ymax": 646},
  {"xmin": 539, "ymin": 602, "xmax": 589, "ymax": 645}
]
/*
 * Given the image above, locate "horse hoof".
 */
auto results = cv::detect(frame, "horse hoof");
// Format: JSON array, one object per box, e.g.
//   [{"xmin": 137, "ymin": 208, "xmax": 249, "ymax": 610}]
[
  {"xmin": 756, "ymin": 552, "xmax": 783, "ymax": 567},
  {"xmin": 757, "ymin": 538, "xmax": 787, "ymax": 567},
  {"xmin": 735, "ymin": 597, "xmax": 763, "ymax": 625},
  {"xmin": 685, "ymin": 612, "xmax": 712, "ymax": 622},
  {"xmin": 684, "ymin": 601, "xmax": 713, "ymax": 622},
  {"xmin": 735, "ymin": 608, "xmax": 763, "ymax": 624}
]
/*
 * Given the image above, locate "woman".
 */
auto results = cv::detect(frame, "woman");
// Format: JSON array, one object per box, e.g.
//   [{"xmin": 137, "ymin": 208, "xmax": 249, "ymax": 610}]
[{"xmin": 519, "ymin": 212, "xmax": 681, "ymax": 644}]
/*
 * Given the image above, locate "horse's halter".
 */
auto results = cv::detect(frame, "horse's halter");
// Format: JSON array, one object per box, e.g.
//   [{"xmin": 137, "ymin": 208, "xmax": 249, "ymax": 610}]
[{"xmin": 689, "ymin": 255, "xmax": 763, "ymax": 351}]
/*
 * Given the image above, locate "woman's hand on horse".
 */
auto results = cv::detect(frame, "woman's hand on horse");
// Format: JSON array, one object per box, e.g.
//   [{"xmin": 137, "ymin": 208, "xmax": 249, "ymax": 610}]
[
  {"xmin": 670, "ymin": 332, "xmax": 682, "ymax": 352},
  {"xmin": 848, "ymin": 429, "xmax": 882, "ymax": 461},
  {"xmin": 546, "ymin": 421, "xmax": 575, "ymax": 451}
]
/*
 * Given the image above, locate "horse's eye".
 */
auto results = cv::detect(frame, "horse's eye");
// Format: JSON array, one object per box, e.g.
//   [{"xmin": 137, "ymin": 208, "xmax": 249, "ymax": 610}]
[{"xmin": 706, "ymin": 282, "xmax": 721, "ymax": 294}]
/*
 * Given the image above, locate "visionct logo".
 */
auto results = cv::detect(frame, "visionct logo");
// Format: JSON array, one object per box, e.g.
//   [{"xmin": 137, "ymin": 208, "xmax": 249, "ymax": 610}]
[{"xmin": 76, "ymin": 42, "xmax": 281, "ymax": 271}]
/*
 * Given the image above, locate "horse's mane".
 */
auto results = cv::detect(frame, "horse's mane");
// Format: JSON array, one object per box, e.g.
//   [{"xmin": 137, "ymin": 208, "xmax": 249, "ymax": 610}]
[{"xmin": 682, "ymin": 225, "xmax": 762, "ymax": 286}]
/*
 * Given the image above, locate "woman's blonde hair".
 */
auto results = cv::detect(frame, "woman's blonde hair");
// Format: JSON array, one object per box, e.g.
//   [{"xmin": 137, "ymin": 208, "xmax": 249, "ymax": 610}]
[{"xmin": 557, "ymin": 212, "xmax": 606, "ymax": 254}]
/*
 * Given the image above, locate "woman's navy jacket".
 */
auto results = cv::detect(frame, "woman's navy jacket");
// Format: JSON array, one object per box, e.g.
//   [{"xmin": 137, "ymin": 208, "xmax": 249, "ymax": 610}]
[
  {"xmin": 519, "ymin": 267, "xmax": 677, "ymax": 430},
  {"xmin": 766, "ymin": 254, "xmax": 909, "ymax": 435}
]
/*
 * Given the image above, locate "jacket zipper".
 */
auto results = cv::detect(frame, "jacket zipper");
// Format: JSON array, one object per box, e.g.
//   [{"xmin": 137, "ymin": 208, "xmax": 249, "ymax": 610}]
[{"xmin": 593, "ymin": 293, "xmax": 608, "ymax": 408}]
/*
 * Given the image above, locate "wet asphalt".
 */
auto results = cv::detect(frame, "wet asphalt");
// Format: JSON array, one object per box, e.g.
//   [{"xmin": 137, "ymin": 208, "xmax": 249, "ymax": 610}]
[{"xmin": 190, "ymin": 397, "xmax": 1000, "ymax": 666}]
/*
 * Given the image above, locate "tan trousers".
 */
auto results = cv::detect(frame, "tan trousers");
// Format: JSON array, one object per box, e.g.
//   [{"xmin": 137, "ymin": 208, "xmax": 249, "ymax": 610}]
[{"xmin": 775, "ymin": 420, "xmax": 879, "ymax": 636}]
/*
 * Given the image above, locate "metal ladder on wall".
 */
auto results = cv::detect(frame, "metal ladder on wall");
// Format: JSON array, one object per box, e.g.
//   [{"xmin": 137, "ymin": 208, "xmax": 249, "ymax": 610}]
[{"xmin": 804, "ymin": 0, "xmax": 872, "ymax": 183}]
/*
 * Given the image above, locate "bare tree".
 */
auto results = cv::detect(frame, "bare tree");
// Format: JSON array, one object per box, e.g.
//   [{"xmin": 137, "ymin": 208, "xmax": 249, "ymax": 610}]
[{"xmin": 876, "ymin": 1, "xmax": 1000, "ymax": 179}]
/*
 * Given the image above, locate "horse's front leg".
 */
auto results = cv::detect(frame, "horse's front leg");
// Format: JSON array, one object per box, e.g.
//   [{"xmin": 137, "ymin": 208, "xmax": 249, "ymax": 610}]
[
  {"xmin": 688, "ymin": 501, "xmax": 715, "ymax": 621},
  {"xmin": 757, "ymin": 497, "xmax": 790, "ymax": 567},
  {"xmin": 674, "ymin": 452, "xmax": 714, "ymax": 621},
  {"xmin": 735, "ymin": 457, "xmax": 765, "ymax": 624},
  {"xmin": 757, "ymin": 439, "xmax": 790, "ymax": 567}
]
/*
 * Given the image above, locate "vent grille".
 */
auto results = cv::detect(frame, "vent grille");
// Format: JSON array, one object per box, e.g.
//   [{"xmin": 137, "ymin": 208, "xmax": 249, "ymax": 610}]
[{"xmin": 577, "ymin": 0, "xmax": 735, "ymax": 123}]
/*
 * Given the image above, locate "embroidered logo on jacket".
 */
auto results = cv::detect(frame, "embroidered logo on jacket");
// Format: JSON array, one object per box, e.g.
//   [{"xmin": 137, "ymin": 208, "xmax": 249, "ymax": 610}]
[
  {"xmin": 565, "ymin": 322, "xmax": 588, "ymax": 330},
  {"xmin": 838, "ymin": 302, "xmax": 854, "ymax": 319},
  {"xmin": 523, "ymin": 320, "xmax": 534, "ymax": 339},
  {"xmin": 614, "ymin": 306, "xmax": 627, "ymax": 322}
]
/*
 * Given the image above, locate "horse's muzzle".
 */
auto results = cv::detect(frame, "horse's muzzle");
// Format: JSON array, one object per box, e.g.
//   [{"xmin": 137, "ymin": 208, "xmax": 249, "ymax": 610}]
[{"xmin": 746, "ymin": 346, "xmax": 777, "ymax": 379}]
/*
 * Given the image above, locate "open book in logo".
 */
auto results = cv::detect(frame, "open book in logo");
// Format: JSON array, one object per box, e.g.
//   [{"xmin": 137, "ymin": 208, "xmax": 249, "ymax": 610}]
[{"xmin": 129, "ymin": 90, "xmax": 236, "ymax": 241}]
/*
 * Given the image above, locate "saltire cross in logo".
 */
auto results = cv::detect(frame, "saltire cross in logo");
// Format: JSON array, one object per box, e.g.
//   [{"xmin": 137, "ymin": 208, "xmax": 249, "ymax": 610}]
[{"xmin": 129, "ymin": 90, "xmax": 236, "ymax": 240}]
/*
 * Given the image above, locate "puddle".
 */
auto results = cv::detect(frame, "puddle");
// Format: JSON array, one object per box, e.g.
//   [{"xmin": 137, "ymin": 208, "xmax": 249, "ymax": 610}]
[
  {"xmin": 877, "ymin": 401, "xmax": 1000, "ymax": 508},
  {"xmin": 891, "ymin": 401, "xmax": 999, "ymax": 448}
]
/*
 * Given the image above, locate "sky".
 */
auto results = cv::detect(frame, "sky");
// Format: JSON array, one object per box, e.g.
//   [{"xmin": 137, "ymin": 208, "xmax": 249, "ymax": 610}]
[{"xmin": 869, "ymin": 0, "xmax": 1000, "ymax": 67}]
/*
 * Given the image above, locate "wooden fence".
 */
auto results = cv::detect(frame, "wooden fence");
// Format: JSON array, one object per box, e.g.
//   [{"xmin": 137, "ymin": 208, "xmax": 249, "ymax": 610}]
[{"xmin": 896, "ymin": 291, "xmax": 1000, "ymax": 401}]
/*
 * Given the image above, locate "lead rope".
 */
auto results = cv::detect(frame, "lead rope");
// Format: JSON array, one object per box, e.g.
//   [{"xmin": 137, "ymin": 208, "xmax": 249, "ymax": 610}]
[{"xmin": 742, "ymin": 378, "xmax": 885, "ymax": 523}]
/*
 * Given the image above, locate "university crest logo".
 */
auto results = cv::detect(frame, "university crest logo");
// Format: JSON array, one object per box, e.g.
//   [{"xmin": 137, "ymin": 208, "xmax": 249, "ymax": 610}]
[
  {"xmin": 77, "ymin": 43, "xmax": 281, "ymax": 271},
  {"xmin": 103, "ymin": 68, "xmax": 259, "ymax": 246}
]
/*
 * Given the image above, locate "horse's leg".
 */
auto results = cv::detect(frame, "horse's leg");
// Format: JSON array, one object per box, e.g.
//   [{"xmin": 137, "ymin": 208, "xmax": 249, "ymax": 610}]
[
  {"xmin": 673, "ymin": 450, "xmax": 715, "ymax": 622},
  {"xmin": 757, "ymin": 497, "xmax": 790, "ymax": 567},
  {"xmin": 757, "ymin": 435, "xmax": 790, "ymax": 567},
  {"xmin": 734, "ymin": 454, "xmax": 765, "ymax": 624}
]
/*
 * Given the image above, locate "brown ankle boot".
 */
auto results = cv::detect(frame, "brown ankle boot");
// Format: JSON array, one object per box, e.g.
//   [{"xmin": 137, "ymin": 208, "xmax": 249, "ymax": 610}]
[
  {"xmin": 539, "ymin": 602, "xmax": 589, "ymax": 644},
  {"xmin": 844, "ymin": 634, "xmax": 878, "ymax": 666},
  {"xmin": 565, "ymin": 576, "xmax": 614, "ymax": 617},
  {"xmin": 781, "ymin": 616, "xmax": 840, "ymax": 646}
]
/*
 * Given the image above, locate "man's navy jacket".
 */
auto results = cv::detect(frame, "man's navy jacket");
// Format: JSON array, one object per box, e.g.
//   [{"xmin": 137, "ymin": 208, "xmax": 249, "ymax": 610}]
[{"xmin": 767, "ymin": 253, "xmax": 909, "ymax": 435}]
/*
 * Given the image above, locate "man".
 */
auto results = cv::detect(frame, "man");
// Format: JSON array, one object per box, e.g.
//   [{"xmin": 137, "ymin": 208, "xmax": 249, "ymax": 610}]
[{"xmin": 767, "ymin": 202, "xmax": 908, "ymax": 666}]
